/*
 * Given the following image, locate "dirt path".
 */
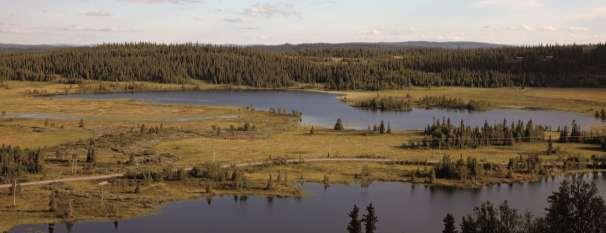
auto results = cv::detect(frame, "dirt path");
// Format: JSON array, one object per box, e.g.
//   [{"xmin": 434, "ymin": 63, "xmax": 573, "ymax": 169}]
[
  {"xmin": 0, "ymin": 158, "xmax": 425, "ymax": 189},
  {"xmin": 0, "ymin": 173, "xmax": 124, "ymax": 189}
]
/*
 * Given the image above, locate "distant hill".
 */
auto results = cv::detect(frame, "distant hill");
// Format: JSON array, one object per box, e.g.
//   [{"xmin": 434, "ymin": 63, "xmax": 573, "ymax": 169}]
[
  {"xmin": 0, "ymin": 41, "xmax": 504, "ymax": 53},
  {"xmin": 0, "ymin": 44, "xmax": 72, "ymax": 53},
  {"xmin": 251, "ymin": 41, "xmax": 506, "ymax": 52}
]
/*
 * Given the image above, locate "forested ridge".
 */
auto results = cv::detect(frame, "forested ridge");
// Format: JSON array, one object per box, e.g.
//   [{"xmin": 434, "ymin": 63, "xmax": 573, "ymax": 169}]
[{"xmin": 1, "ymin": 43, "xmax": 605, "ymax": 90}]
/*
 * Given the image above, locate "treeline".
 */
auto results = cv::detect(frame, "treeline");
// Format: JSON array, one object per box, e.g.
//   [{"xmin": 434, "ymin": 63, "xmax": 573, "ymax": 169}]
[
  {"xmin": 418, "ymin": 96, "xmax": 491, "ymax": 111},
  {"xmin": 353, "ymin": 95, "xmax": 491, "ymax": 112},
  {"xmin": 1, "ymin": 43, "xmax": 605, "ymax": 90},
  {"xmin": 354, "ymin": 96, "xmax": 412, "ymax": 111},
  {"xmin": 442, "ymin": 179, "xmax": 606, "ymax": 233},
  {"xmin": 407, "ymin": 118, "xmax": 547, "ymax": 149},
  {"xmin": 0, "ymin": 145, "xmax": 43, "ymax": 181}
]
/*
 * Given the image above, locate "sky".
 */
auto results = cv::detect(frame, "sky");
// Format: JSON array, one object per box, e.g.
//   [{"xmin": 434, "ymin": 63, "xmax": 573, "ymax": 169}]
[{"xmin": 1, "ymin": 0, "xmax": 605, "ymax": 45}]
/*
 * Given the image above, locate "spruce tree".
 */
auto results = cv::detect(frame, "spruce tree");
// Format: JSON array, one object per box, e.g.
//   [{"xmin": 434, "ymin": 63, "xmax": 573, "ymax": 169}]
[
  {"xmin": 363, "ymin": 203, "xmax": 378, "ymax": 233},
  {"xmin": 379, "ymin": 121, "xmax": 386, "ymax": 134},
  {"xmin": 442, "ymin": 213, "xmax": 458, "ymax": 233},
  {"xmin": 334, "ymin": 118, "xmax": 344, "ymax": 131},
  {"xmin": 347, "ymin": 205, "xmax": 362, "ymax": 233}
]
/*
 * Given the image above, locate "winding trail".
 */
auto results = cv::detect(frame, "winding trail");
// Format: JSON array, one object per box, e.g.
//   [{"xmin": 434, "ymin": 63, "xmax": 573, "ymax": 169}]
[{"xmin": 0, "ymin": 158, "xmax": 412, "ymax": 189}]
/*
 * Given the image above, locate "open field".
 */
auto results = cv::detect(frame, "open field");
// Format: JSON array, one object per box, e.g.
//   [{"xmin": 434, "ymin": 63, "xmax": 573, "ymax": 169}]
[{"xmin": 0, "ymin": 80, "xmax": 605, "ymax": 232}]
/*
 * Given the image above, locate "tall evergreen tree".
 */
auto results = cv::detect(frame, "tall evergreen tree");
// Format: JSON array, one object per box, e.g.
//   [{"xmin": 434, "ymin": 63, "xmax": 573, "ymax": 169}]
[
  {"xmin": 363, "ymin": 203, "xmax": 378, "ymax": 233},
  {"xmin": 442, "ymin": 213, "xmax": 458, "ymax": 233},
  {"xmin": 347, "ymin": 205, "xmax": 362, "ymax": 233},
  {"xmin": 545, "ymin": 179, "xmax": 606, "ymax": 233},
  {"xmin": 334, "ymin": 118, "xmax": 345, "ymax": 131}
]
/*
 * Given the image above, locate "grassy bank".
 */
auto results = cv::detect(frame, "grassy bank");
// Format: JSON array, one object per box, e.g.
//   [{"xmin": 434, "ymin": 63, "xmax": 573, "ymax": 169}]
[
  {"xmin": 338, "ymin": 87, "xmax": 606, "ymax": 115},
  {"xmin": 1, "ymin": 81, "xmax": 605, "ymax": 232}
]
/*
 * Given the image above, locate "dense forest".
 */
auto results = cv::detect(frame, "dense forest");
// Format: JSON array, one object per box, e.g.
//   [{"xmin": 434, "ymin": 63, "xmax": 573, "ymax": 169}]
[
  {"xmin": 1, "ymin": 43, "xmax": 605, "ymax": 90},
  {"xmin": 406, "ymin": 118, "xmax": 549, "ymax": 149}
]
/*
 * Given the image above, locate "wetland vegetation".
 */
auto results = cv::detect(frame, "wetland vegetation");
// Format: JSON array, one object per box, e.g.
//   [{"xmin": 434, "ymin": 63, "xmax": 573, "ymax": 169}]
[{"xmin": 0, "ymin": 43, "xmax": 605, "ymax": 233}]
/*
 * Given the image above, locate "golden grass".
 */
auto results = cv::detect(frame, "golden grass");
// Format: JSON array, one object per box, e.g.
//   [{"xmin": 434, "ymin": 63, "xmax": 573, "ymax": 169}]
[
  {"xmin": 338, "ymin": 87, "xmax": 606, "ymax": 114},
  {"xmin": 1, "ymin": 81, "xmax": 605, "ymax": 231},
  {"xmin": 156, "ymin": 127, "xmax": 605, "ymax": 166}
]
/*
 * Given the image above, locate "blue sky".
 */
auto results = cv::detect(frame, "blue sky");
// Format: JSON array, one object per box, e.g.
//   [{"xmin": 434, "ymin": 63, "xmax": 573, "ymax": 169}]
[{"xmin": 1, "ymin": 0, "xmax": 605, "ymax": 45}]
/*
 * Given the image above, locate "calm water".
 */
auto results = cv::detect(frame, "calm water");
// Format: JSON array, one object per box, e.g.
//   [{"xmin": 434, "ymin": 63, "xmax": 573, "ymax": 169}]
[
  {"xmin": 58, "ymin": 90, "xmax": 600, "ymax": 130},
  {"xmin": 11, "ymin": 174, "xmax": 606, "ymax": 233}
]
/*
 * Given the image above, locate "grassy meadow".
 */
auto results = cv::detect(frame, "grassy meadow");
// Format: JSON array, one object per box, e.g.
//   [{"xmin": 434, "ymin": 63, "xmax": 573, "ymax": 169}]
[{"xmin": 0, "ymin": 80, "xmax": 605, "ymax": 231}]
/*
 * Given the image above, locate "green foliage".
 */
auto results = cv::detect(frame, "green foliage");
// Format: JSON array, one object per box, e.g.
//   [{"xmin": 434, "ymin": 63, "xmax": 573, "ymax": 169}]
[
  {"xmin": 189, "ymin": 162, "xmax": 229, "ymax": 181},
  {"xmin": 445, "ymin": 179, "xmax": 606, "ymax": 233},
  {"xmin": 355, "ymin": 96, "xmax": 412, "ymax": 111},
  {"xmin": 347, "ymin": 205, "xmax": 362, "ymax": 233},
  {"xmin": 410, "ymin": 118, "xmax": 547, "ymax": 149},
  {"xmin": 545, "ymin": 179, "xmax": 606, "ymax": 233},
  {"xmin": 2, "ymin": 43, "xmax": 606, "ymax": 89},
  {"xmin": 418, "ymin": 96, "xmax": 491, "ymax": 111},
  {"xmin": 0, "ymin": 145, "xmax": 43, "ymax": 181},
  {"xmin": 363, "ymin": 203, "xmax": 378, "ymax": 233},
  {"xmin": 334, "ymin": 118, "xmax": 345, "ymax": 131},
  {"xmin": 433, "ymin": 155, "xmax": 486, "ymax": 180},
  {"xmin": 442, "ymin": 214, "xmax": 458, "ymax": 233},
  {"xmin": 459, "ymin": 201, "xmax": 541, "ymax": 233}
]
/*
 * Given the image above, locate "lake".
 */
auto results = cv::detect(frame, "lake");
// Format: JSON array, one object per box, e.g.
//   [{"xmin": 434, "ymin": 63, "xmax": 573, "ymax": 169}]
[
  {"xmin": 57, "ymin": 90, "xmax": 600, "ymax": 130},
  {"xmin": 10, "ymin": 174, "xmax": 606, "ymax": 233}
]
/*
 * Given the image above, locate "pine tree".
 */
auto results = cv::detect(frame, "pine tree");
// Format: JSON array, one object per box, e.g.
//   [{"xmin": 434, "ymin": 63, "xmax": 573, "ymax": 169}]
[
  {"xmin": 442, "ymin": 213, "xmax": 458, "ymax": 233},
  {"xmin": 346, "ymin": 205, "xmax": 362, "ymax": 233},
  {"xmin": 334, "ymin": 118, "xmax": 344, "ymax": 131},
  {"xmin": 545, "ymin": 179, "xmax": 606, "ymax": 233},
  {"xmin": 363, "ymin": 203, "xmax": 378, "ymax": 233}
]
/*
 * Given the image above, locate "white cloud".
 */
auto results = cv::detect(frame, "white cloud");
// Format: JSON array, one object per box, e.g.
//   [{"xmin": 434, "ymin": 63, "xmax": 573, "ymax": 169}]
[
  {"xmin": 223, "ymin": 17, "xmax": 249, "ymax": 24},
  {"xmin": 242, "ymin": 2, "xmax": 300, "ymax": 18},
  {"xmin": 483, "ymin": 25, "xmax": 567, "ymax": 32},
  {"xmin": 83, "ymin": 11, "xmax": 112, "ymax": 17},
  {"xmin": 541, "ymin": 26, "xmax": 558, "ymax": 31},
  {"xmin": 121, "ymin": 0, "xmax": 202, "ymax": 4},
  {"xmin": 358, "ymin": 27, "xmax": 418, "ymax": 41},
  {"xmin": 473, "ymin": 0, "xmax": 543, "ymax": 9},
  {"xmin": 575, "ymin": 6, "xmax": 606, "ymax": 20},
  {"xmin": 567, "ymin": 26, "xmax": 590, "ymax": 32},
  {"xmin": 359, "ymin": 27, "xmax": 416, "ymax": 37},
  {"xmin": 0, "ymin": 23, "xmax": 34, "ymax": 34},
  {"xmin": 58, "ymin": 25, "xmax": 137, "ymax": 32}
]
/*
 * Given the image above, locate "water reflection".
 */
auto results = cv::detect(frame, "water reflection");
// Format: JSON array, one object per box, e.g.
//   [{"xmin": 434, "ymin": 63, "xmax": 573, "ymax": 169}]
[
  {"xmin": 10, "ymin": 176, "xmax": 606, "ymax": 233},
  {"xmin": 58, "ymin": 90, "xmax": 601, "ymax": 130}
]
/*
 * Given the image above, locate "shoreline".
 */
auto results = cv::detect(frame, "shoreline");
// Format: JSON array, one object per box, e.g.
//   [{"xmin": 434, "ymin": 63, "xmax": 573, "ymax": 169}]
[{"xmin": 5, "ymin": 169, "xmax": 605, "ymax": 233}]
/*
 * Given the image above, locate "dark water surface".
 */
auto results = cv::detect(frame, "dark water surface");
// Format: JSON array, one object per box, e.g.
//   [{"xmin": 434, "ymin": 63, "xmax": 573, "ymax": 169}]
[
  {"xmin": 58, "ymin": 90, "xmax": 599, "ymax": 130},
  {"xmin": 11, "ymin": 175, "xmax": 606, "ymax": 233}
]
